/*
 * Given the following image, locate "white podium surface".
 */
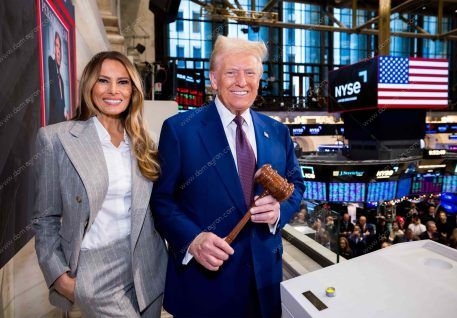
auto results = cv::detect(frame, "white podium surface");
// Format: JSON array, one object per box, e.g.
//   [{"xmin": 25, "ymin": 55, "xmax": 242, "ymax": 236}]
[{"xmin": 281, "ymin": 240, "xmax": 457, "ymax": 318}]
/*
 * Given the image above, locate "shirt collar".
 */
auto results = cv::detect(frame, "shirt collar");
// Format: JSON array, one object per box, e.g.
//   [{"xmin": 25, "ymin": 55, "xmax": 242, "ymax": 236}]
[
  {"xmin": 214, "ymin": 96, "xmax": 253, "ymax": 128},
  {"xmin": 92, "ymin": 116, "xmax": 129, "ymax": 145}
]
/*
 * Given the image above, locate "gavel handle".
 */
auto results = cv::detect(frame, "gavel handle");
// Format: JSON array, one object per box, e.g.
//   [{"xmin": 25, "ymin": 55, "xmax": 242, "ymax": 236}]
[{"xmin": 225, "ymin": 190, "xmax": 270, "ymax": 245}]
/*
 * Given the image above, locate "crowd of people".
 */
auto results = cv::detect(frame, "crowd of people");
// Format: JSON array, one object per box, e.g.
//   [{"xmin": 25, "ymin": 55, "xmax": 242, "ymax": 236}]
[{"xmin": 290, "ymin": 199, "xmax": 457, "ymax": 260}]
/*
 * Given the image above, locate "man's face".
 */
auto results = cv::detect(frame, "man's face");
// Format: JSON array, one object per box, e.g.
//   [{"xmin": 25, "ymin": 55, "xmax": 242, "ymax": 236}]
[
  {"xmin": 359, "ymin": 216, "xmax": 366, "ymax": 226},
  {"xmin": 439, "ymin": 212, "xmax": 447, "ymax": 222},
  {"xmin": 210, "ymin": 52, "xmax": 261, "ymax": 114},
  {"xmin": 55, "ymin": 36, "xmax": 61, "ymax": 68}
]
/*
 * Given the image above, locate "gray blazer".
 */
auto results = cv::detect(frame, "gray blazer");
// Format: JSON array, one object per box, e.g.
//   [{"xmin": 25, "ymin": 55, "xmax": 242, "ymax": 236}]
[{"xmin": 32, "ymin": 119, "xmax": 167, "ymax": 312}]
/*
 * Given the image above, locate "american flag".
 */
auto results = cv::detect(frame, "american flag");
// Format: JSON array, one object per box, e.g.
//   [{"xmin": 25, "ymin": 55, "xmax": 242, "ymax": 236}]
[{"xmin": 377, "ymin": 56, "xmax": 448, "ymax": 108}]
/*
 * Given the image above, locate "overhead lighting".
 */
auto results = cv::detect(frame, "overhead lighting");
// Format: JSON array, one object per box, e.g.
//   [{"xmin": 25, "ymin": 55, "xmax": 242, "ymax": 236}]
[{"xmin": 418, "ymin": 164, "xmax": 446, "ymax": 169}]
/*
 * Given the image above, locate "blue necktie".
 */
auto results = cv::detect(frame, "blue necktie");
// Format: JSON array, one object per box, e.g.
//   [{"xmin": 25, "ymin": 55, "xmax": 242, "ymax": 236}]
[{"xmin": 234, "ymin": 115, "xmax": 256, "ymax": 207}]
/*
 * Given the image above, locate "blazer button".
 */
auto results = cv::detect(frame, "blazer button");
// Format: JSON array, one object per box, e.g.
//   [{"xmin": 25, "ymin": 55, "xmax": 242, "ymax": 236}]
[{"xmin": 76, "ymin": 196, "xmax": 82, "ymax": 203}]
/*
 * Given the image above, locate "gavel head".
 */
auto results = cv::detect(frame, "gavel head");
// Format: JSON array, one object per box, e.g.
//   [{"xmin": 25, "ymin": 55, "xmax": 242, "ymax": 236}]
[{"xmin": 254, "ymin": 164, "xmax": 294, "ymax": 202}]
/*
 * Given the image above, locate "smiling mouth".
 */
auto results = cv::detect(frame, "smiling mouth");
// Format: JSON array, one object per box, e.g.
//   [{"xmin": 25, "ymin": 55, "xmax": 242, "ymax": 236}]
[
  {"xmin": 103, "ymin": 99, "xmax": 122, "ymax": 105},
  {"xmin": 231, "ymin": 91, "xmax": 248, "ymax": 96}
]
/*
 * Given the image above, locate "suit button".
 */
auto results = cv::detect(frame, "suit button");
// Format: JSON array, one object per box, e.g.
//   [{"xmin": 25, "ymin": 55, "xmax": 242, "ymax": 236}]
[{"xmin": 76, "ymin": 196, "xmax": 82, "ymax": 203}]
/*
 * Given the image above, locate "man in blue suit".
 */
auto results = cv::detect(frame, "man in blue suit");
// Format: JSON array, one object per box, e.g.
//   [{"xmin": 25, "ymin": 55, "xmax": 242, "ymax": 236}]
[
  {"xmin": 47, "ymin": 31, "xmax": 67, "ymax": 125},
  {"xmin": 152, "ymin": 35, "xmax": 304, "ymax": 318}
]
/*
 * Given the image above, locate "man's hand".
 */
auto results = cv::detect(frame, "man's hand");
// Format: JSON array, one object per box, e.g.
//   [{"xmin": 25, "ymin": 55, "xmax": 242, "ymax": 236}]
[
  {"xmin": 189, "ymin": 232, "xmax": 234, "ymax": 271},
  {"xmin": 250, "ymin": 194, "xmax": 280, "ymax": 225},
  {"xmin": 53, "ymin": 272, "xmax": 76, "ymax": 302}
]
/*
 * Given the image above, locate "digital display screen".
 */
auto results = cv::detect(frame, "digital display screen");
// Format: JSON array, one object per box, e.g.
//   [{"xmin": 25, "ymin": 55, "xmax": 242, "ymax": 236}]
[
  {"xmin": 411, "ymin": 174, "xmax": 443, "ymax": 194},
  {"xmin": 442, "ymin": 175, "xmax": 457, "ymax": 193},
  {"xmin": 396, "ymin": 178, "xmax": 412, "ymax": 198},
  {"xmin": 329, "ymin": 182, "xmax": 366, "ymax": 202},
  {"xmin": 426, "ymin": 123, "xmax": 457, "ymax": 134},
  {"xmin": 366, "ymin": 181, "xmax": 397, "ymax": 202},
  {"xmin": 303, "ymin": 181, "xmax": 327, "ymax": 201},
  {"xmin": 175, "ymin": 69, "xmax": 205, "ymax": 110},
  {"xmin": 288, "ymin": 124, "xmax": 344, "ymax": 136},
  {"xmin": 328, "ymin": 58, "xmax": 378, "ymax": 112}
]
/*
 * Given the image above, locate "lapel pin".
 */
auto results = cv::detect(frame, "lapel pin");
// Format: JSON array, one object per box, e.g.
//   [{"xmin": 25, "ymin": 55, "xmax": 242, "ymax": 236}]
[{"xmin": 264, "ymin": 131, "xmax": 269, "ymax": 138}]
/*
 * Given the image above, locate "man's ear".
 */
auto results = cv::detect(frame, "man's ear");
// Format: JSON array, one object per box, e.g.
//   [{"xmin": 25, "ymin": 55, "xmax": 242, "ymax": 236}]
[{"xmin": 209, "ymin": 71, "xmax": 218, "ymax": 91}]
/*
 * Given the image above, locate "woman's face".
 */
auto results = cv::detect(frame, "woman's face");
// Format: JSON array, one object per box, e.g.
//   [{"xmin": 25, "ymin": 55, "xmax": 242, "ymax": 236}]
[
  {"xmin": 339, "ymin": 239, "xmax": 347, "ymax": 248},
  {"xmin": 91, "ymin": 59, "xmax": 133, "ymax": 119}
]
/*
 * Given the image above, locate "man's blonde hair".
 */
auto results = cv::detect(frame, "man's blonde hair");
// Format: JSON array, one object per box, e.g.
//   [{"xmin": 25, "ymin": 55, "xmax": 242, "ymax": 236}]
[{"xmin": 210, "ymin": 35, "xmax": 267, "ymax": 75}]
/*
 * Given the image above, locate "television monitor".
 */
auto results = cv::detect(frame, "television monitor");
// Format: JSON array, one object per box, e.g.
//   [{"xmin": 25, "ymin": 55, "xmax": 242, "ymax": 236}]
[
  {"xmin": 329, "ymin": 182, "xmax": 365, "ymax": 202},
  {"xmin": 442, "ymin": 175, "xmax": 457, "ymax": 193},
  {"xmin": 366, "ymin": 181, "xmax": 397, "ymax": 202},
  {"xmin": 303, "ymin": 181, "xmax": 327, "ymax": 201},
  {"xmin": 411, "ymin": 174, "xmax": 443, "ymax": 195},
  {"xmin": 396, "ymin": 178, "xmax": 412, "ymax": 198}
]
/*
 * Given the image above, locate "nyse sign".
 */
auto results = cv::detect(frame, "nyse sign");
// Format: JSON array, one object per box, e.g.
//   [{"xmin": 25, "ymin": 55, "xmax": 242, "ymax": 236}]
[{"xmin": 328, "ymin": 58, "xmax": 378, "ymax": 112}]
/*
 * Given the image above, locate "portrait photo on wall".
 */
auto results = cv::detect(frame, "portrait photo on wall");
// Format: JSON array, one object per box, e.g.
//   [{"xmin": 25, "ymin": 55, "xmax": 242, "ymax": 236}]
[{"xmin": 37, "ymin": 0, "xmax": 74, "ymax": 126}]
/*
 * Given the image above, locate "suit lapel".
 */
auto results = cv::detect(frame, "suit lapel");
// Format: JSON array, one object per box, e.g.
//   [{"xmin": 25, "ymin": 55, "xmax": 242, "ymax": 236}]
[
  {"xmin": 198, "ymin": 104, "xmax": 245, "ymax": 212},
  {"xmin": 130, "ymin": 156, "xmax": 152, "ymax": 251},
  {"xmin": 58, "ymin": 119, "xmax": 108, "ymax": 232}
]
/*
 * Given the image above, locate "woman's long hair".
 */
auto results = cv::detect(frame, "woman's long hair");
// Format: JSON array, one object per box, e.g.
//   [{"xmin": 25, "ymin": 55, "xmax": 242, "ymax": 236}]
[{"xmin": 75, "ymin": 51, "xmax": 160, "ymax": 181}]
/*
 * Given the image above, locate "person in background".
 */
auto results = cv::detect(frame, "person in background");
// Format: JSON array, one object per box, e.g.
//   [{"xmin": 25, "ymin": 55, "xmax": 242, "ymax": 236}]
[
  {"xmin": 349, "ymin": 225, "xmax": 367, "ymax": 257},
  {"xmin": 408, "ymin": 215, "xmax": 426, "ymax": 237},
  {"xmin": 419, "ymin": 221, "xmax": 440, "ymax": 242},
  {"xmin": 338, "ymin": 236, "xmax": 353, "ymax": 259},
  {"xmin": 435, "ymin": 210, "xmax": 454, "ymax": 245},
  {"xmin": 421, "ymin": 205, "xmax": 437, "ymax": 225},
  {"xmin": 33, "ymin": 51, "xmax": 167, "ymax": 317},
  {"xmin": 393, "ymin": 228, "xmax": 419, "ymax": 244},
  {"xmin": 151, "ymin": 35, "xmax": 304, "ymax": 318},
  {"xmin": 339, "ymin": 212, "xmax": 354, "ymax": 238},
  {"xmin": 47, "ymin": 31, "xmax": 68, "ymax": 124},
  {"xmin": 388, "ymin": 221, "xmax": 404, "ymax": 244}
]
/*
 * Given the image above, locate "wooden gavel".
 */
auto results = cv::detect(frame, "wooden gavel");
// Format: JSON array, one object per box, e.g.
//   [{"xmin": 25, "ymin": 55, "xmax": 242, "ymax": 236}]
[{"xmin": 225, "ymin": 164, "xmax": 295, "ymax": 244}]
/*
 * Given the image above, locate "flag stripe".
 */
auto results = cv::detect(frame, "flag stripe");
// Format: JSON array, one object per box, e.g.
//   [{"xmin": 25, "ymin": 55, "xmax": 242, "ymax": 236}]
[
  {"xmin": 378, "ymin": 83, "xmax": 448, "ymax": 90},
  {"xmin": 409, "ymin": 68, "xmax": 448, "ymax": 75},
  {"xmin": 378, "ymin": 91, "xmax": 448, "ymax": 98},
  {"xmin": 409, "ymin": 60, "xmax": 449, "ymax": 68},
  {"xmin": 378, "ymin": 99, "xmax": 448, "ymax": 105},
  {"xmin": 409, "ymin": 75, "xmax": 448, "ymax": 83}
]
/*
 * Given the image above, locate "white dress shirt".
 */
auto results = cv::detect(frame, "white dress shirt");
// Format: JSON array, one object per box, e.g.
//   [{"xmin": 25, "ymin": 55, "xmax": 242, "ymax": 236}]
[
  {"xmin": 81, "ymin": 117, "xmax": 132, "ymax": 250},
  {"xmin": 214, "ymin": 96, "xmax": 258, "ymax": 167}
]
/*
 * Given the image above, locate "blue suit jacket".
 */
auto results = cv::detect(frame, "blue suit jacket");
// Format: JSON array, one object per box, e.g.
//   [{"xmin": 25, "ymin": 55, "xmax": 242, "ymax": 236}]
[{"xmin": 151, "ymin": 103, "xmax": 304, "ymax": 317}]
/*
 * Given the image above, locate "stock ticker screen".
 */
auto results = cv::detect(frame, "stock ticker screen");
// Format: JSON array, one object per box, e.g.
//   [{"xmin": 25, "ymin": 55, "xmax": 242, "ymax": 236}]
[
  {"xmin": 411, "ymin": 174, "xmax": 443, "ymax": 195},
  {"xmin": 366, "ymin": 181, "xmax": 397, "ymax": 202},
  {"xmin": 303, "ymin": 181, "xmax": 327, "ymax": 201},
  {"xmin": 329, "ymin": 182, "xmax": 366, "ymax": 202}
]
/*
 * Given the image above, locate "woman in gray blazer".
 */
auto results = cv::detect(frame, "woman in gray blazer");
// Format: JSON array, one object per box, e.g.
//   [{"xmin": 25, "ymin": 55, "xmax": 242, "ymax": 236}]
[{"xmin": 33, "ymin": 51, "xmax": 167, "ymax": 317}]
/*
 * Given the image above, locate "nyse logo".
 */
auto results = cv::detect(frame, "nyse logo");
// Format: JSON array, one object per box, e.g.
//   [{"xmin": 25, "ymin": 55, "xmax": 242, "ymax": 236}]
[
  {"xmin": 335, "ymin": 81, "xmax": 361, "ymax": 97},
  {"xmin": 334, "ymin": 70, "xmax": 367, "ymax": 102}
]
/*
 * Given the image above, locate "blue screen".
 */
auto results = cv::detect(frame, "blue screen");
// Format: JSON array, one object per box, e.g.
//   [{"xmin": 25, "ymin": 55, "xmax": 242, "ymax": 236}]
[
  {"xmin": 366, "ymin": 181, "xmax": 397, "ymax": 202},
  {"xmin": 303, "ymin": 181, "xmax": 327, "ymax": 201},
  {"xmin": 396, "ymin": 178, "xmax": 412, "ymax": 198},
  {"xmin": 329, "ymin": 182, "xmax": 365, "ymax": 202},
  {"xmin": 442, "ymin": 175, "xmax": 457, "ymax": 193},
  {"xmin": 411, "ymin": 174, "xmax": 443, "ymax": 195}
]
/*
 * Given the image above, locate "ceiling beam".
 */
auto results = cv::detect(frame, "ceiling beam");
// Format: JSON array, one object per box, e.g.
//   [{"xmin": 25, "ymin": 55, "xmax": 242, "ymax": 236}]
[
  {"xmin": 399, "ymin": 15, "xmax": 430, "ymax": 35},
  {"xmin": 262, "ymin": 0, "xmax": 280, "ymax": 12},
  {"xmin": 355, "ymin": 0, "xmax": 417, "ymax": 31}
]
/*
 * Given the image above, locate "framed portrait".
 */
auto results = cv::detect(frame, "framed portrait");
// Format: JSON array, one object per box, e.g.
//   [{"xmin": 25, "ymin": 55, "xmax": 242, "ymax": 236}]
[{"xmin": 36, "ymin": 0, "xmax": 75, "ymax": 126}]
